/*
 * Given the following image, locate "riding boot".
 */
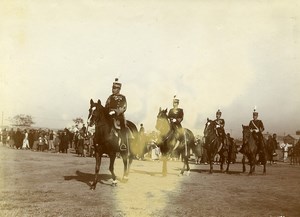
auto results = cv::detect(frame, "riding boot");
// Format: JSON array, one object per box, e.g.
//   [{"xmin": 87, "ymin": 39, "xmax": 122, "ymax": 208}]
[{"xmin": 120, "ymin": 129, "xmax": 127, "ymax": 151}]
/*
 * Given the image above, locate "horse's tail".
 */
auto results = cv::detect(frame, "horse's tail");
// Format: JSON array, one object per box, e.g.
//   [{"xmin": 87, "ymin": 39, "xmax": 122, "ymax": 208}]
[
  {"xmin": 126, "ymin": 120, "xmax": 139, "ymax": 155},
  {"xmin": 184, "ymin": 128, "xmax": 195, "ymax": 155},
  {"xmin": 126, "ymin": 120, "xmax": 138, "ymax": 136},
  {"xmin": 184, "ymin": 128, "xmax": 196, "ymax": 145}
]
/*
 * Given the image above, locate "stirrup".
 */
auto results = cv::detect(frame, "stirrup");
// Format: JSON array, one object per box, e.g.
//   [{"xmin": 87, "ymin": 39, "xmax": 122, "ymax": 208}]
[{"xmin": 120, "ymin": 144, "xmax": 127, "ymax": 151}]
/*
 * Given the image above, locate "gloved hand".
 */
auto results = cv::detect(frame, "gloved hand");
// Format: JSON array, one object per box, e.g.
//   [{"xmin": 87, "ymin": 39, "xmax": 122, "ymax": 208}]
[
  {"xmin": 109, "ymin": 110, "xmax": 116, "ymax": 115},
  {"xmin": 254, "ymin": 129, "xmax": 259, "ymax": 133},
  {"xmin": 172, "ymin": 118, "xmax": 176, "ymax": 123},
  {"xmin": 216, "ymin": 125, "xmax": 220, "ymax": 128}
]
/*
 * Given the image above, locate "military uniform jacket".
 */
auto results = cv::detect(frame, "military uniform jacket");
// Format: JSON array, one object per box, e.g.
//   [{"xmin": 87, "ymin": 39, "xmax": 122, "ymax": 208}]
[
  {"xmin": 168, "ymin": 108, "xmax": 184, "ymax": 125},
  {"xmin": 214, "ymin": 118, "xmax": 225, "ymax": 129},
  {"xmin": 105, "ymin": 93, "xmax": 127, "ymax": 116},
  {"xmin": 249, "ymin": 119, "xmax": 264, "ymax": 132}
]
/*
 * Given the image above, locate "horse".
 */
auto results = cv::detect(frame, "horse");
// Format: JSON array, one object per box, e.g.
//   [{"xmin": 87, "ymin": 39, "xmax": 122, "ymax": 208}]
[
  {"xmin": 241, "ymin": 125, "xmax": 267, "ymax": 175},
  {"xmin": 155, "ymin": 108, "xmax": 195, "ymax": 176},
  {"xmin": 87, "ymin": 99, "xmax": 138, "ymax": 189},
  {"xmin": 218, "ymin": 135, "xmax": 237, "ymax": 172},
  {"xmin": 203, "ymin": 119, "xmax": 232, "ymax": 173}
]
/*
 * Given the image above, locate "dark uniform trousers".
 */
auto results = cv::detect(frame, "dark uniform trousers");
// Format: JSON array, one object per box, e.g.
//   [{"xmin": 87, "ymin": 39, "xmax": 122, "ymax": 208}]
[{"xmin": 105, "ymin": 94, "xmax": 127, "ymax": 147}]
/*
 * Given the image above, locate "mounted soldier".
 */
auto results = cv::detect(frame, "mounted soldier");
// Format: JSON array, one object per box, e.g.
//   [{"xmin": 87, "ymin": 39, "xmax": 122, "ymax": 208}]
[
  {"xmin": 214, "ymin": 109, "xmax": 226, "ymax": 147},
  {"xmin": 105, "ymin": 78, "xmax": 127, "ymax": 151},
  {"xmin": 167, "ymin": 95, "xmax": 184, "ymax": 150},
  {"xmin": 249, "ymin": 107, "xmax": 265, "ymax": 153}
]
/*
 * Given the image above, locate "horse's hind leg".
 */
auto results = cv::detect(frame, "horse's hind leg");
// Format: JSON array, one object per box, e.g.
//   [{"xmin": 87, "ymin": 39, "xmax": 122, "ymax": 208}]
[
  {"xmin": 185, "ymin": 156, "xmax": 191, "ymax": 176},
  {"xmin": 91, "ymin": 152, "xmax": 101, "ymax": 190},
  {"xmin": 242, "ymin": 155, "xmax": 246, "ymax": 173},
  {"xmin": 162, "ymin": 155, "xmax": 168, "ymax": 176},
  {"xmin": 180, "ymin": 156, "xmax": 190, "ymax": 176}
]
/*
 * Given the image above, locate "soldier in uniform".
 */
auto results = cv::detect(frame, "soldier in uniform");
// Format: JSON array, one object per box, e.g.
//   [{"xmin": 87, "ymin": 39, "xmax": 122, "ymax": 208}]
[
  {"xmin": 167, "ymin": 96, "xmax": 184, "ymax": 149},
  {"xmin": 249, "ymin": 108, "xmax": 265, "ymax": 153},
  {"xmin": 214, "ymin": 109, "xmax": 226, "ymax": 146},
  {"xmin": 105, "ymin": 78, "xmax": 127, "ymax": 150}
]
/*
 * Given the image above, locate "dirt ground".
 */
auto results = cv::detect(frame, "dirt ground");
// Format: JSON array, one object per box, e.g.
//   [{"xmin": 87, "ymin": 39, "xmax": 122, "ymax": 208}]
[{"xmin": 0, "ymin": 146, "xmax": 300, "ymax": 217}]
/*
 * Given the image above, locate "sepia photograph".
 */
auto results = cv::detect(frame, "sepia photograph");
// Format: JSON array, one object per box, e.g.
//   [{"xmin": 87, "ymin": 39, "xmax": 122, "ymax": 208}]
[{"xmin": 1, "ymin": 1, "xmax": 300, "ymax": 216}]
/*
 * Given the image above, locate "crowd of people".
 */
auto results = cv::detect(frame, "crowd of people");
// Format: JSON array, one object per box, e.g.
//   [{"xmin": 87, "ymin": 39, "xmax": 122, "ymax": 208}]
[{"xmin": 0, "ymin": 126, "xmax": 94, "ymax": 157}]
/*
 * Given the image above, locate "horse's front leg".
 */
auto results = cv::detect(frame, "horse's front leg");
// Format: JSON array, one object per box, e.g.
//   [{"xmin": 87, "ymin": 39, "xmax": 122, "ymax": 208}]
[
  {"xmin": 209, "ymin": 155, "xmax": 214, "ymax": 174},
  {"xmin": 91, "ymin": 152, "xmax": 101, "ymax": 190},
  {"xmin": 242, "ymin": 155, "xmax": 246, "ymax": 173},
  {"xmin": 121, "ymin": 151, "xmax": 129, "ymax": 181},
  {"xmin": 179, "ymin": 155, "xmax": 187, "ymax": 176},
  {"xmin": 183, "ymin": 156, "xmax": 190, "ymax": 176},
  {"xmin": 225, "ymin": 153, "xmax": 231, "ymax": 173},
  {"xmin": 220, "ymin": 154, "xmax": 224, "ymax": 172},
  {"xmin": 162, "ymin": 155, "xmax": 168, "ymax": 176},
  {"xmin": 109, "ymin": 153, "xmax": 117, "ymax": 186}
]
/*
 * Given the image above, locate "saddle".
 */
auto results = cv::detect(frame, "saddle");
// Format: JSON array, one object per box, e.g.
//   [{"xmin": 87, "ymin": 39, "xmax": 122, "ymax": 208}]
[{"xmin": 110, "ymin": 118, "xmax": 134, "ymax": 151}]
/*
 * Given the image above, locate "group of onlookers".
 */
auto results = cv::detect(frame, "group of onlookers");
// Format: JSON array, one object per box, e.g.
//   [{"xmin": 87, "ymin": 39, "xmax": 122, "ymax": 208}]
[{"xmin": 0, "ymin": 127, "xmax": 72, "ymax": 154}]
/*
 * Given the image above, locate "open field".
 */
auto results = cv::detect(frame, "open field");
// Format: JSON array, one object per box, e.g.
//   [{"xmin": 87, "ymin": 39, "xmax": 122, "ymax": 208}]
[{"xmin": 0, "ymin": 146, "xmax": 300, "ymax": 217}]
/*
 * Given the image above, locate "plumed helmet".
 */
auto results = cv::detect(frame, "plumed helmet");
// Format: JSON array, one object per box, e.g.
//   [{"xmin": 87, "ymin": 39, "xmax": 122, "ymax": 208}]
[
  {"xmin": 173, "ymin": 95, "xmax": 179, "ymax": 103},
  {"xmin": 216, "ymin": 109, "xmax": 222, "ymax": 115},
  {"xmin": 112, "ymin": 78, "xmax": 122, "ymax": 89},
  {"xmin": 253, "ymin": 106, "xmax": 258, "ymax": 116}
]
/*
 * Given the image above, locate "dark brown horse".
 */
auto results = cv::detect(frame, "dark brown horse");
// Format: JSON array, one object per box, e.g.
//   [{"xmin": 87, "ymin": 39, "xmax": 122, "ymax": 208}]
[
  {"xmin": 218, "ymin": 135, "xmax": 236, "ymax": 173},
  {"xmin": 155, "ymin": 108, "xmax": 195, "ymax": 176},
  {"xmin": 203, "ymin": 119, "xmax": 230, "ymax": 173},
  {"xmin": 241, "ymin": 125, "xmax": 267, "ymax": 175},
  {"xmin": 87, "ymin": 99, "xmax": 138, "ymax": 189}
]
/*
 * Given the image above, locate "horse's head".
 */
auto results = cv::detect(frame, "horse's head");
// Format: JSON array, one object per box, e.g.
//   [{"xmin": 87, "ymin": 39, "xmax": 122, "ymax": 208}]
[
  {"xmin": 203, "ymin": 118, "xmax": 216, "ymax": 138},
  {"xmin": 87, "ymin": 99, "xmax": 104, "ymax": 127},
  {"xmin": 242, "ymin": 125, "xmax": 251, "ymax": 145},
  {"xmin": 155, "ymin": 107, "xmax": 170, "ymax": 134}
]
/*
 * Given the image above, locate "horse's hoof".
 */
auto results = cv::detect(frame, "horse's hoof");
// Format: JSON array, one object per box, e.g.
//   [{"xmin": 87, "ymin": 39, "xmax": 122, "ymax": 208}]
[
  {"xmin": 186, "ymin": 171, "xmax": 191, "ymax": 176},
  {"xmin": 178, "ymin": 173, "xmax": 183, "ymax": 177},
  {"xmin": 122, "ymin": 176, "xmax": 129, "ymax": 183},
  {"xmin": 112, "ymin": 180, "xmax": 118, "ymax": 186}
]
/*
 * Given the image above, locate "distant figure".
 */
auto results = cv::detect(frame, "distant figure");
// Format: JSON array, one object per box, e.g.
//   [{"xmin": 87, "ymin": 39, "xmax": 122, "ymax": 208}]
[
  {"xmin": 81, "ymin": 124, "xmax": 87, "ymax": 137},
  {"xmin": 227, "ymin": 133, "xmax": 237, "ymax": 163},
  {"xmin": 280, "ymin": 141, "xmax": 293, "ymax": 162},
  {"xmin": 1, "ymin": 128, "xmax": 8, "ymax": 146},
  {"xmin": 53, "ymin": 132, "xmax": 61, "ymax": 153},
  {"xmin": 22, "ymin": 130, "xmax": 30, "ymax": 149},
  {"xmin": 139, "ymin": 123, "xmax": 145, "ymax": 134}
]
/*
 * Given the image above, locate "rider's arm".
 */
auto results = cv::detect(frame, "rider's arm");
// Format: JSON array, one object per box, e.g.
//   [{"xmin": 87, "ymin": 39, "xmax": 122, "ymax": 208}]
[
  {"xmin": 260, "ymin": 120, "xmax": 265, "ymax": 132},
  {"xmin": 115, "ymin": 96, "xmax": 127, "ymax": 115}
]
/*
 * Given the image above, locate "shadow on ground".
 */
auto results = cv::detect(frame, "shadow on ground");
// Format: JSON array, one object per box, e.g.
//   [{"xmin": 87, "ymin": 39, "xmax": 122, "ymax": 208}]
[{"xmin": 64, "ymin": 170, "xmax": 112, "ymax": 187}]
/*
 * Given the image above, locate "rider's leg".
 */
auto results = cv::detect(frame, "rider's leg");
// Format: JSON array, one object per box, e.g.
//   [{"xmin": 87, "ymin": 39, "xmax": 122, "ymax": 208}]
[{"xmin": 119, "ymin": 116, "xmax": 127, "ymax": 150}]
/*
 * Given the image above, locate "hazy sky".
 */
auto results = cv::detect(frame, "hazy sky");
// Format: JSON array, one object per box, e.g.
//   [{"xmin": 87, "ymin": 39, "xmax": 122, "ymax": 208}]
[{"xmin": 1, "ymin": 1, "xmax": 299, "ymax": 138}]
